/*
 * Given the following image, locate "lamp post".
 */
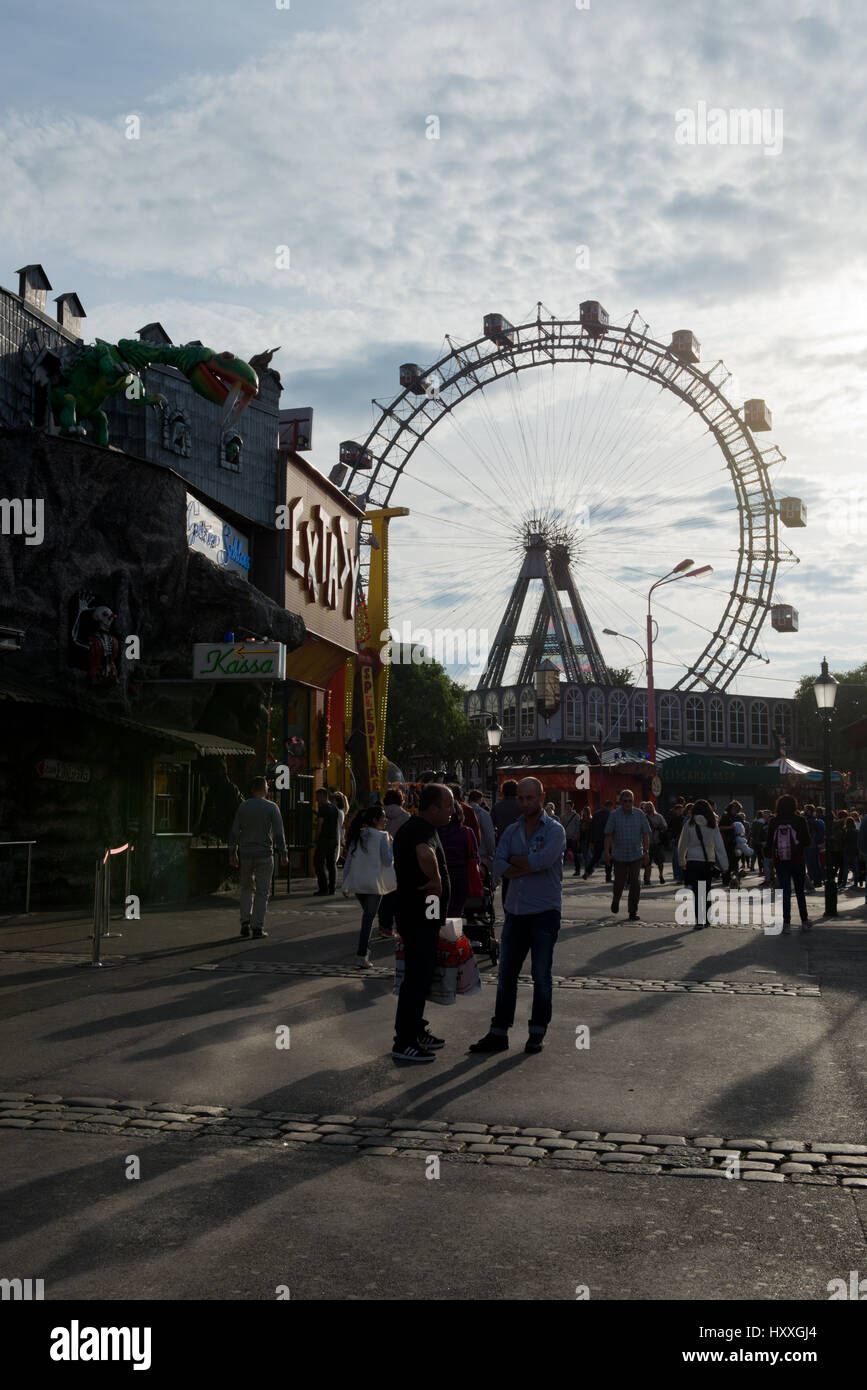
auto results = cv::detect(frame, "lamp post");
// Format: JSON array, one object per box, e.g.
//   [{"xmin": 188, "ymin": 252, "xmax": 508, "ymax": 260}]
[
  {"xmin": 606, "ymin": 563, "xmax": 713, "ymax": 806},
  {"xmin": 602, "ymin": 628, "xmax": 647, "ymax": 681},
  {"xmin": 813, "ymin": 657, "xmax": 838, "ymax": 918},
  {"xmin": 486, "ymin": 718, "xmax": 503, "ymax": 802}
]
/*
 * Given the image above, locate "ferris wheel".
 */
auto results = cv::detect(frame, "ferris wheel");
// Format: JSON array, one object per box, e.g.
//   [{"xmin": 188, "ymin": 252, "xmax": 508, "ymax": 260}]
[{"xmin": 334, "ymin": 302, "xmax": 804, "ymax": 694}]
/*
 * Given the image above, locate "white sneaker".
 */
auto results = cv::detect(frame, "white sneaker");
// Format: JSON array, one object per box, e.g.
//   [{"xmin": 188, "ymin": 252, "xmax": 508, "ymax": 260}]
[{"xmin": 355, "ymin": 955, "xmax": 373, "ymax": 969}]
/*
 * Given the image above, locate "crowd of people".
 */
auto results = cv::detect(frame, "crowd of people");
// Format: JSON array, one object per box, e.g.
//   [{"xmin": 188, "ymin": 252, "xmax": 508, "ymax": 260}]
[{"xmin": 228, "ymin": 774, "xmax": 867, "ymax": 1062}]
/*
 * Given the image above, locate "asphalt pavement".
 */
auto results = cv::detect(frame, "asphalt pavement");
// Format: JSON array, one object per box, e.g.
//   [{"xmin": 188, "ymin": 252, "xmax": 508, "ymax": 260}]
[{"xmin": 1, "ymin": 870, "xmax": 866, "ymax": 1301}]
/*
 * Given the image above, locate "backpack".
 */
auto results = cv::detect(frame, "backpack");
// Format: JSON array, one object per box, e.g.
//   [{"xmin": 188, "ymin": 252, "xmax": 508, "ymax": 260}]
[{"xmin": 773, "ymin": 823, "xmax": 795, "ymax": 861}]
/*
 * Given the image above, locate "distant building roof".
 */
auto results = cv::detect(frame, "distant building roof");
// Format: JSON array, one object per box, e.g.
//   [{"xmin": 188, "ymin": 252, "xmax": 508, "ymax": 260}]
[{"xmin": 138, "ymin": 322, "xmax": 172, "ymax": 344}]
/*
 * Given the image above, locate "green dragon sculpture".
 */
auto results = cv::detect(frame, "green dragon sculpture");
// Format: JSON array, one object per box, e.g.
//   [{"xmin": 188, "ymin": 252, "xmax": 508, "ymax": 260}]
[{"xmin": 48, "ymin": 339, "xmax": 259, "ymax": 447}]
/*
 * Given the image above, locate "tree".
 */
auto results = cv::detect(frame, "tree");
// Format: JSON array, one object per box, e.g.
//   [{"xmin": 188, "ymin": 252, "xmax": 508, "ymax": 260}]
[
  {"xmin": 385, "ymin": 648, "xmax": 486, "ymax": 772},
  {"xmin": 605, "ymin": 665, "xmax": 637, "ymax": 688},
  {"xmin": 793, "ymin": 661, "xmax": 867, "ymax": 793}
]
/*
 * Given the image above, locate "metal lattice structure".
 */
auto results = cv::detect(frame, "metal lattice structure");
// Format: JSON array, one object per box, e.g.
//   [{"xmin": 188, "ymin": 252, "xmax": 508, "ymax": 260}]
[
  {"xmin": 343, "ymin": 308, "xmax": 796, "ymax": 693},
  {"xmin": 478, "ymin": 519, "xmax": 607, "ymax": 688}
]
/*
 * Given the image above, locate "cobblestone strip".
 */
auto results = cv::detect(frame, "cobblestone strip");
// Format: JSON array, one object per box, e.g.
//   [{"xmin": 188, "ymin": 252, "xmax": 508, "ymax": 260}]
[
  {"xmin": 0, "ymin": 951, "xmax": 137, "ymax": 966},
  {"xmin": 190, "ymin": 960, "xmax": 820, "ymax": 996},
  {"xmin": 1, "ymin": 1095, "xmax": 861, "ymax": 1184},
  {"xmin": 562, "ymin": 916, "xmax": 822, "ymax": 934}
]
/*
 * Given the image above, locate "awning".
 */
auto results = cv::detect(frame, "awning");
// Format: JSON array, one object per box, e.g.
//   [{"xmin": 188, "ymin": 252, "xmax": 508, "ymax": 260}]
[
  {"xmin": 656, "ymin": 752, "xmax": 783, "ymax": 787},
  {"xmin": 140, "ymin": 725, "xmax": 254, "ymax": 756},
  {"xmin": 0, "ymin": 675, "xmax": 254, "ymax": 756},
  {"xmin": 766, "ymin": 756, "xmax": 843, "ymax": 784}
]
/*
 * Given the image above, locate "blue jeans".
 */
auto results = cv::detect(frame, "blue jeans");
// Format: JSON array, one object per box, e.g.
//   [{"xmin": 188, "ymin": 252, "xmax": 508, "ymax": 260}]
[
  {"xmin": 806, "ymin": 846, "xmax": 822, "ymax": 886},
  {"xmin": 839, "ymin": 853, "xmax": 859, "ymax": 888},
  {"xmin": 491, "ymin": 908, "xmax": 561, "ymax": 1037},
  {"xmin": 776, "ymin": 860, "xmax": 808, "ymax": 925}
]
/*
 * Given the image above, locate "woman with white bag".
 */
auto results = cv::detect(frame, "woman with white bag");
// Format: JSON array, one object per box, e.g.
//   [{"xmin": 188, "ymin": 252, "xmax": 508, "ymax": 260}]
[{"xmin": 342, "ymin": 806, "xmax": 397, "ymax": 968}]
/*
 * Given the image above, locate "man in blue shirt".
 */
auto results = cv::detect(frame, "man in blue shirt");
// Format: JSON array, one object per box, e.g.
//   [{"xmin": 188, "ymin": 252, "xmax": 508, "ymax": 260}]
[
  {"xmin": 469, "ymin": 777, "xmax": 566, "ymax": 1055},
  {"xmin": 604, "ymin": 789, "xmax": 650, "ymax": 921}
]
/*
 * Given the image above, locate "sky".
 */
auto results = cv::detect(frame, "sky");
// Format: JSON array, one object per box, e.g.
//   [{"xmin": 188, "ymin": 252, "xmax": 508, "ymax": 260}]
[{"xmin": 2, "ymin": 0, "xmax": 866, "ymax": 698}]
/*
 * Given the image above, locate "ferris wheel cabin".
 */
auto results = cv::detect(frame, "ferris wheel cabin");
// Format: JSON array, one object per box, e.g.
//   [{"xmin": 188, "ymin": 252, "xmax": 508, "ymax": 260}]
[
  {"xmin": 339, "ymin": 440, "xmax": 374, "ymax": 470},
  {"xmin": 669, "ymin": 330, "xmax": 701, "ymax": 364},
  {"xmin": 744, "ymin": 398, "xmax": 773, "ymax": 432},
  {"xmin": 399, "ymin": 363, "xmax": 432, "ymax": 395},
  {"xmin": 580, "ymin": 300, "xmax": 609, "ymax": 337},
  {"xmin": 483, "ymin": 313, "xmax": 516, "ymax": 348},
  {"xmin": 779, "ymin": 497, "xmax": 807, "ymax": 528},
  {"xmin": 771, "ymin": 604, "xmax": 799, "ymax": 632}
]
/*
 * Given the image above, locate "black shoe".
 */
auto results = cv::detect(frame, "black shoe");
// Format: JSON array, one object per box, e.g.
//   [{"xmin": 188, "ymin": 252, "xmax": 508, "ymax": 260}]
[
  {"xmin": 525, "ymin": 1035, "xmax": 544, "ymax": 1054},
  {"xmin": 391, "ymin": 1043, "xmax": 435, "ymax": 1063},
  {"xmin": 251, "ymin": 929, "xmax": 269, "ymax": 938},
  {"xmin": 468, "ymin": 1033, "xmax": 509, "ymax": 1053},
  {"xmin": 313, "ymin": 890, "xmax": 327, "ymax": 897},
  {"xmin": 417, "ymin": 1031, "xmax": 445, "ymax": 1050},
  {"xmin": 629, "ymin": 912, "xmax": 640, "ymax": 921},
  {"xmin": 611, "ymin": 899, "xmax": 620, "ymax": 914},
  {"xmin": 240, "ymin": 921, "xmax": 251, "ymax": 938}
]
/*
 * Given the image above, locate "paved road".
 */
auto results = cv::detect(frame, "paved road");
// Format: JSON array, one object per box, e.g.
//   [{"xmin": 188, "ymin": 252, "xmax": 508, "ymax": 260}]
[{"xmin": 1, "ymin": 873, "xmax": 866, "ymax": 1300}]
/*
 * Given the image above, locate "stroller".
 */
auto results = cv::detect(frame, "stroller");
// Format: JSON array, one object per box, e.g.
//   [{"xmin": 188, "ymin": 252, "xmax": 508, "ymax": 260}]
[{"xmin": 463, "ymin": 864, "xmax": 499, "ymax": 963}]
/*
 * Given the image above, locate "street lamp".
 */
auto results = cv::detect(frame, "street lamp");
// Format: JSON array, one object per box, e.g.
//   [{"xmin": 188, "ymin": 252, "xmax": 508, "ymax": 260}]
[
  {"xmin": 646, "ymin": 560, "xmax": 713, "ymax": 804},
  {"xmin": 485, "ymin": 718, "xmax": 502, "ymax": 801},
  {"xmin": 813, "ymin": 657, "xmax": 838, "ymax": 918},
  {"xmin": 603, "ymin": 628, "xmax": 647, "ymax": 680}
]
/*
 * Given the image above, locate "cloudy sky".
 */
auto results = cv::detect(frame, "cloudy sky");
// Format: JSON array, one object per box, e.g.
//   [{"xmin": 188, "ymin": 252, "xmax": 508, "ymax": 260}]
[{"xmin": 2, "ymin": 0, "xmax": 865, "ymax": 698}]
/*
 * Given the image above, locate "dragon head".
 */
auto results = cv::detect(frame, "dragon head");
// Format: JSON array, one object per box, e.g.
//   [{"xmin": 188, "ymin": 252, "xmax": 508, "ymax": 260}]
[{"xmin": 187, "ymin": 350, "xmax": 259, "ymax": 429}]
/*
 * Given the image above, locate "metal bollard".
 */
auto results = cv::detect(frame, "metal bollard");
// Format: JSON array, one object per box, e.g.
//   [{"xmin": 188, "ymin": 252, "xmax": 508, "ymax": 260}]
[
  {"xmin": 103, "ymin": 847, "xmax": 122, "ymax": 937},
  {"xmin": 85, "ymin": 854, "xmax": 105, "ymax": 967}
]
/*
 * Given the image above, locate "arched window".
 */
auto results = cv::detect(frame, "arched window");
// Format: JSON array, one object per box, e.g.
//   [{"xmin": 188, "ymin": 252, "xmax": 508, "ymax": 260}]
[
  {"xmin": 729, "ymin": 699, "xmax": 746, "ymax": 745},
  {"xmin": 502, "ymin": 690, "xmax": 516, "ymax": 738},
  {"xmin": 587, "ymin": 687, "xmax": 605, "ymax": 738},
  {"xmin": 469, "ymin": 760, "xmax": 480, "ymax": 784},
  {"xmin": 773, "ymin": 702, "xmax": 792, "ymax": 747},
  {"xmin": 632, "ymin": 692, "xmax": 648, "ymax": 732},
  {"xmin": 685, "ymin": 696, "xmax": 705, "ymax": 744},
  {"xmin": 659, "ymin": 694, "xmax": 681, "ymax": 743},
  {"xmin": 709, "ymin": 697, "xmax": 724, "ymax": 745},
  {"xmin": 484, "ymin": 692, "xmax": 499, "ymax": 720},
  {"xmin": 751, "ymin": 701, "xmax": 769, "ymax": 746},
  {"xmin": 609, "ymin": 690, "xmax": 628, "ymax": 739},
  {"xmin": 565, "ymin": 688, "xmax": 583, "ymax": 737},
  {"xmin": 467, "ymin": 693, "xmax": 481, "ymax": 724},
  {"xmin": 520, "ymin": 688, "xmax": 535, "ymax": 738},
  {"xmin": 454, "ymin": 760, "xmax": 463, "ymax": 783}
]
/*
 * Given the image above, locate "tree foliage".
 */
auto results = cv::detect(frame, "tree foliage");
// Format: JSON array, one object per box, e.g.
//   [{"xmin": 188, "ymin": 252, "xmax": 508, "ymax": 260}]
[
  {"xmin": 793, "ymin": 661, "xmax": 867, "ymax": 784},
  {"xmin": 605, "ymin": 665, "xmax": 637, "ymax": 688},
  {"xmin": 385, "ymin": 649, "xmax": 486, "ymax": 771}
]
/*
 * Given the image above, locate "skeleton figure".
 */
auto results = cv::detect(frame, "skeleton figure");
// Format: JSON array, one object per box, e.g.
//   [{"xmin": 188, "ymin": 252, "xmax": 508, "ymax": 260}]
[{"xmin": 71, "ymin": 594, "xmax": 119, "ymax": 687}]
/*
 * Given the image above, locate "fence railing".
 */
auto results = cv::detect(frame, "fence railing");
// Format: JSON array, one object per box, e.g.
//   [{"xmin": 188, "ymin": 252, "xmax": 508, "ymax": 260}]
[
  {"xmin": 0, "ymin": 840, "xmax": 36, "ymax": 914},
  {"xmin": 88, "ymin": 842, "xmax": 134, "ymax": 967}
]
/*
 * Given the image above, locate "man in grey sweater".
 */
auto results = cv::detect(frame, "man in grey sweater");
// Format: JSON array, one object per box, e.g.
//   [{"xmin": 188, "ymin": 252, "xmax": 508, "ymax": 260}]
[{"xmin": 229, "ymin": 776, "xmax": 288, "ymax": 938}]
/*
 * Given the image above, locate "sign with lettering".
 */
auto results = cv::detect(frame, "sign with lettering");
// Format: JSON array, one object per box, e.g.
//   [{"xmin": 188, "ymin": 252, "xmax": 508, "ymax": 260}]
[
  {"xmin": 36, "ymin": 758, "xmax": 91, "ymax": 783},
  {"xmin": 276, "ymin": 497, "xmax": 360, "ymax": 619},
  {"xmin": 192, "ymin": 641, "xmax": 287, "ymax": 681},
  {"xmin": 186, "ymin": 494, "xmax": 250, "ymax": 579}
]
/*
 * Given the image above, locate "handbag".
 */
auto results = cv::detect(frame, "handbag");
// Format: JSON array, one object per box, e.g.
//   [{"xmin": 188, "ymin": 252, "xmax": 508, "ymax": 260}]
[{"xmin": 695, "ymin": 824, "xmax": 722, "ymax": 879}]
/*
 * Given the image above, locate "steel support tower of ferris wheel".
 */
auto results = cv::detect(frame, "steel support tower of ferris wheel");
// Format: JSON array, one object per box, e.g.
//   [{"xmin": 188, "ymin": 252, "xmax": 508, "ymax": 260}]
[{"xmin": 334, "ymin": 301, "xmax": 807, "ymax": 785}]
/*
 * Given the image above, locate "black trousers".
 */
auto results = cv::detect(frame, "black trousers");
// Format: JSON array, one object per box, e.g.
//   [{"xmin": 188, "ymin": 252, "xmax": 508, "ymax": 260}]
[
  {"xmin": 589, "ymin": 842, "xmax": 612, "ymax": 881},
  {"xmin": 394, "ymin": 918, "xmax": 439, "ymax": 1048},
  {"xmin": 314, "ymin": 840, "xmax": 336, "ymax": 893}
]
